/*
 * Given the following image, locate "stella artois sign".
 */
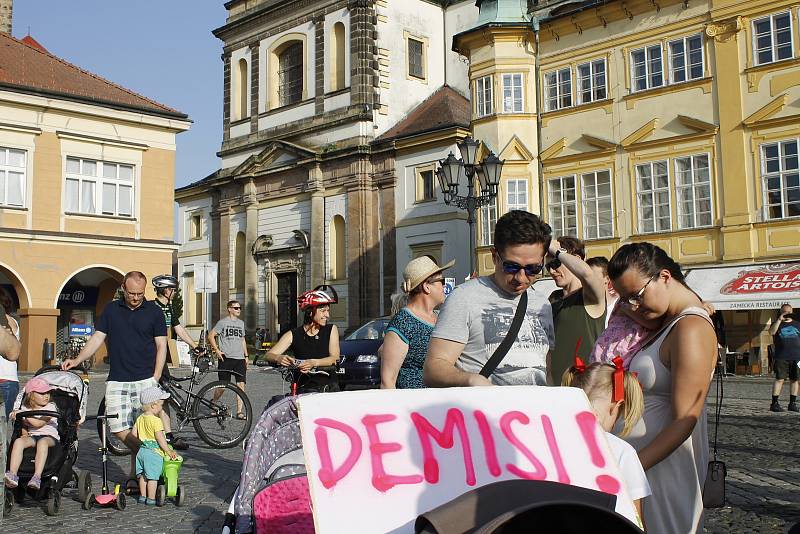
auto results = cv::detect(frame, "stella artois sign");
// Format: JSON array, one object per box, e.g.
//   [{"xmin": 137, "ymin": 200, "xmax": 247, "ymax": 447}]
[
  {"xmin": 721, "ymin": 265, "xmax": 800, "ymax": 294},
  {"xmin": 685, "ymin": 262, "xmax": 800, "ymax": 310}
]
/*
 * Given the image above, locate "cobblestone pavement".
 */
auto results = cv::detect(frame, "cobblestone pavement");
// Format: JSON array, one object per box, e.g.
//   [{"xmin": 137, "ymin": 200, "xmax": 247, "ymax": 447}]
[{"xmin": 2, "ymin": 370, "xmax": 797, "ymax": 533}]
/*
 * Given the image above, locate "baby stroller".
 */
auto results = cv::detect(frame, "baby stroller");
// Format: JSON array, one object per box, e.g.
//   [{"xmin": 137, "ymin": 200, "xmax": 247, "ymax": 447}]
[
  {"xmin": 223, "ymin": 395, "xmax": 310, "ymax": 534},
  {"xmin": 4, "ymin": 365, "xmax": 91, "ymax": 516}
]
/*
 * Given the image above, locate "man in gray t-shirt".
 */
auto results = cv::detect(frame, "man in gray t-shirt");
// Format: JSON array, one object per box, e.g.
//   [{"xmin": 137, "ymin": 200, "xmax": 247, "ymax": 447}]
[
  {"xmin": 208, "ymin": 300, "xmax": 249, "ymax": 414},
  {"xmin": 424, "ymin": 210, "xmax": 555, "ymax": 387},
  {"xmin": 433, "ymin": 276, "xmax": 554, "ymax": 385}
]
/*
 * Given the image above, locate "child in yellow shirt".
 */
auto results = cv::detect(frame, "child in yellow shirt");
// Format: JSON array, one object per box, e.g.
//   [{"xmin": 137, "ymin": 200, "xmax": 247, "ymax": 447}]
[{"xmin": 132, "ymin": 387, "xmax": 177, "ymax": 505}]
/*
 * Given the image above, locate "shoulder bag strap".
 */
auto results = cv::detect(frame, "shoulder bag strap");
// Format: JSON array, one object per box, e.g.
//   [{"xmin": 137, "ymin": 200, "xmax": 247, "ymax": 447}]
[
  {"xmin": 712, "ymin": 355, "xmax": 723, "ymax": 461},
  {"xmin": 480, "ymin": 291, "xmax": 528, "ymax": 378}
]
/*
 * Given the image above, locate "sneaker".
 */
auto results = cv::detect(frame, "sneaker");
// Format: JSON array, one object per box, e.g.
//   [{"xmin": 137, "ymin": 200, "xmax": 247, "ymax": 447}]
[
  {"xmin": 770, "ymin": 401, "xmax": 785, "ymax": 412},
  {"xmin": 138, "ymin": 495, "xmax": 147, "ymax": 504},
  {"xmin": 788, "ymin": 402, "xmax": 799, "ymax": 412},
  {"xmin": 169, "ymin": 436, "xmax": 189, "ymax": 451},
  {"xmin": 27, "ymin": 475, "xmax": 41, "ymax": 491},
  {"xmin": 4, "ymin": 472, "xmax": 18, "ymax": 489}
]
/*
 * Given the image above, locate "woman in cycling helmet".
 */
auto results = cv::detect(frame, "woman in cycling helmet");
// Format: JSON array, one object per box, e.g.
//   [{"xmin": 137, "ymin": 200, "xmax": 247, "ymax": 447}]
[{"xmin": 265, "ymin": 285, "xmax": 341, "ymax": 392}]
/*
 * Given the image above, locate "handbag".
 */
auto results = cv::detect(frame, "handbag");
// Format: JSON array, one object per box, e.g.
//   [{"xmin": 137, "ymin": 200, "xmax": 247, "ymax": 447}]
[
  {"xmin": 702, "ymin": 358, "xmax": 726, "ymax": 508},
  {"xmin": 479, "ymin": 291, "xmax": 528, "ymax": 378}
]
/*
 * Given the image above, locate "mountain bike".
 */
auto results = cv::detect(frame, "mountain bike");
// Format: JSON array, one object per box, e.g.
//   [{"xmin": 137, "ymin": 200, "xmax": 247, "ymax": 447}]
[
  {"xmin": 257, "ymin": 359, "xmax": 338, "ymax": 408},
  {"xmin": 97, "ymin": 348, "xmax": 253, "ymax": 455}
]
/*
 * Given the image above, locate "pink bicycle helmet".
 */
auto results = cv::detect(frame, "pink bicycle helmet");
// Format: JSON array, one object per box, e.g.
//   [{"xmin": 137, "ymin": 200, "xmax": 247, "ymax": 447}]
[{"xmin": 297, "ymin": 285, "xmax": 338, "ymax": 310}]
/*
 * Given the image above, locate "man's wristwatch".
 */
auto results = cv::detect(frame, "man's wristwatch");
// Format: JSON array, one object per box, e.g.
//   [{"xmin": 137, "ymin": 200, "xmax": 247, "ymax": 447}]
[{"xmin": 554, "ymin": 248, "xmax": 566, "ymax": 259}]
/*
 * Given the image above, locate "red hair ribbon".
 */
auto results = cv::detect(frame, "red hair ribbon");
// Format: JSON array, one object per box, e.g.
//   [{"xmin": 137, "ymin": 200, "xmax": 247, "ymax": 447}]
[
  {"xmin": 612, "ymin": 356, "xmax": 625, "ymax": 402},
  {"xmin": 573, "ymin": 356, "xmax": 586, "ymax": 373}
]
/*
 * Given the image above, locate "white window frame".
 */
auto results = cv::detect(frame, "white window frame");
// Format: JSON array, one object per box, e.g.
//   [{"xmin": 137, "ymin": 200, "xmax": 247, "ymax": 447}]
[
  {"xmin": 0, "ymin": 146, "xmax": 26, "ymax": 208},
  {"xmin": 761, "ymin": 139, "xmax": 800, "ymax": 220},
  {"xmin": 630, "ymin": 44, "xmax": 664, "ymax": 92},
  {"xmin": 65, "ymin": 156, "xmax": 135, "ymax": 218},
  {"xmin": 188, "ymin": 212, "xmax": 203, "ymax": 241},
  {"xmin": 635, "ymin": 160, "xmax": 672, "ymax": 234},
  {"xmin": 668, "ymin": 34, "xmax": 704, "ymax": 84},
  {"xmin": 544, "ymin": 67, "xmax": 572, "ymax": 111},
  {"xmin": 480, "ymin": 196, "xmax": 498, "ymax": 246},
  {"xmin": 576, "ymin": 58, "xmax": 607, "ymax": 104},
  {"xmin": 547, "ymin": 175, "xmax": 578, "ymax": 237},
  {"xmin": 580, "ymin": 170, "xmax": 614, "ymax": 240},
  {"xmin": 506, "ymin": 178, "xmax": 528, "ymax": 211},
  {"xmin": 475, "ymin": 75, "xmax": 493, "ymax": 117},
  {"xmin": 502, "ymin": 73, "xmax": 524, "ymax": 113},
  {"xmin": 674, "ymin": 153, "xmax": 713, "ymax": 229},
  {"xmin": 752, "ymin": 11, "xmax": 794, "ymax": 66}
]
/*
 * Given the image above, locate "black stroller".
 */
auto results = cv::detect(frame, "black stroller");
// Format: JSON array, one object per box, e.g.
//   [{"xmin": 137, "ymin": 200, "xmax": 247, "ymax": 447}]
[{"xmin": 4, "ymin": 366, "xmax": 91, "ymax": 516}]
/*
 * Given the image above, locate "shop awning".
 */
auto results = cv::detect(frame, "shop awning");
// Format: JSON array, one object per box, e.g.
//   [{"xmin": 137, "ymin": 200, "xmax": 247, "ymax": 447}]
[{"xmin": 684, "ymin": 261, "xmax": 800, "ymax": 310}]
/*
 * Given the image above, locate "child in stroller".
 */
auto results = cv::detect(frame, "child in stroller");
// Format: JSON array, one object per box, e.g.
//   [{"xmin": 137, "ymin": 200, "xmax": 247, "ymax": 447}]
[{"xmin": 4, "ymin": 366, "xmax": 92, "ymax": 516}]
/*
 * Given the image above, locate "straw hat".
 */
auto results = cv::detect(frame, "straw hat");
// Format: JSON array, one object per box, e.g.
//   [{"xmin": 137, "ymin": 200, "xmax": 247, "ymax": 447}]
[{"xmin": 402, "ymin": 256, "xmax": 455, "ymax": 293}]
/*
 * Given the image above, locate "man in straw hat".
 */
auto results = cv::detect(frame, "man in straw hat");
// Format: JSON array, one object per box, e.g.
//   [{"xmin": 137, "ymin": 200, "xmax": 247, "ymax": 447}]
[{"xmin": 424, "ymin": 210, "xmax": 555, "ymax": 387}]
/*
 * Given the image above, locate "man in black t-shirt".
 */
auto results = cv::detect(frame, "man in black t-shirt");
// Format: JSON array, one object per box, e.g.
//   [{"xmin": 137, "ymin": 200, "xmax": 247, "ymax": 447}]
[
  {"xmin": 769, "ymin": 304, "xmax": 800, "ymax": 412},
  {"xmin": 64, "ymin": 271, "xmax": 167, "ymax": 476}
]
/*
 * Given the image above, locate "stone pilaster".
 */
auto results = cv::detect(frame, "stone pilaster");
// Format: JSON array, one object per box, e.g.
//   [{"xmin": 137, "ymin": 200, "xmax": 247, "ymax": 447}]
[
  {"xmin": 218, "ymin": 206, "xmax": 232, "ymax": 318},
  {"xmin": 348, "ymin": 0, "xmax": 378, "ymax": 109},
  {"xmin": 209, "ymin": 200, "xmax": 222, "ymax": 325},
  {"xmin": 249, "ymin": 41, "xmax": 260, "ymax": 133},
  {"xmin": 313, "ymin": 14, "xmax": 326, "ymax": 114},
  {"xmin": 244, "ymin": 180, "xmax": 260, "ymax": 334},
  {"xmin": 222, "ymin": 52, "xmax": 232, "ymax": 142},
  {"xmin": 309, "ymin": 165, "xmax": 325, "ymax": 287}
]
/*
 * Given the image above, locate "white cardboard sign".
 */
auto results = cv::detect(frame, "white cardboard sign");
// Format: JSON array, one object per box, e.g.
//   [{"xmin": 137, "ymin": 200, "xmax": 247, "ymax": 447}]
[{"xmin": 297, "ymin": 386, "xmax": 635, "ymax": 534}]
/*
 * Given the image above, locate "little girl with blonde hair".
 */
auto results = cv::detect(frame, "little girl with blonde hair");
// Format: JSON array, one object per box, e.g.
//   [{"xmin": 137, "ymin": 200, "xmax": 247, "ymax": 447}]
[{"xmin": 562, "ymin": 358, "xmax": 651, "ymax": 530}]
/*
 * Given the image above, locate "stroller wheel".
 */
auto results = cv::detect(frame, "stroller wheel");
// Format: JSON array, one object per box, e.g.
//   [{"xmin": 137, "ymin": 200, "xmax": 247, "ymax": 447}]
[
  {"xmin": 115, "ymin": 493, "xmax": 126, "ymax": 511},
  {"xmin": 4, "ymin": 488, "xmax": 13, "ymax": 516},
  {"xmin": 45, "ymin": 490, "xmax": 61, "ymax": 516},
  {"xmin": 175, "ymin": 485, "xmax": 186, "ymax": 507},
  {"xmin": 82, "ymin": 493, "xmax": 95, "ymax": 510},
  {"xmin": 155, "ymin": 484, "xmax": 166, "ymax": 507},
  {"xmin": 77, "ymin": 470, "xmax": 92, "ymax": 502}
]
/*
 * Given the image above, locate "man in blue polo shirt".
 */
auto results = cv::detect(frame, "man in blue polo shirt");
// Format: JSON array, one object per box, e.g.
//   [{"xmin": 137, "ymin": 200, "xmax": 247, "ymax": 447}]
[{"xmin": 63, "ymin": 271, "xmax": 167, "ymax": 475}]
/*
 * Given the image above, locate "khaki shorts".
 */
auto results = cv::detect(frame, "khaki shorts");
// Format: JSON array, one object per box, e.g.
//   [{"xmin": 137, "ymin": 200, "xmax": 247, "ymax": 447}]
[{"xmin": 105, "ymin": 377, "xmax": 159, "ymax": 433}]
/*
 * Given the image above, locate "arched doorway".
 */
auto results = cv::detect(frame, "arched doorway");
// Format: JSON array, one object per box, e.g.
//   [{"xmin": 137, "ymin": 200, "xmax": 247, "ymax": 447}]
[
  {"xmin": 0, "ymin": 262, "xmax": 30, "ymax": 326},
  {"xmin": 54, "ymin": 266, "xmax": 123, "ymax": 364}
]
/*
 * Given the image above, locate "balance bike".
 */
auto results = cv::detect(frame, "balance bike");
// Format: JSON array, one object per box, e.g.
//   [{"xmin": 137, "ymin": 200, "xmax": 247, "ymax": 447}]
[
  {"xmin": 155, "ymin": 455, "xmax": 186, "ymax": 506},
  {"xmin": 82, "ymin": 413, "xmax": 126, "ymax": 511}
]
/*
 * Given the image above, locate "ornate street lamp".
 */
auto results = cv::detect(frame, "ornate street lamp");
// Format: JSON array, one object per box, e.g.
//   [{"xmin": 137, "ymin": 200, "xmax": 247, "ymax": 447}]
[{"xmin": 436, "ymin": 137, "xmax": 505, "ymax": 275}]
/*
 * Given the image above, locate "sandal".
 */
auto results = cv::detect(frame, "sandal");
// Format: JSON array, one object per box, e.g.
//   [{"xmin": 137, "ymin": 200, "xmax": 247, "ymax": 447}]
[{"xmin": 4, "ymin": 471, "xmax": 18, "ymax": 489}]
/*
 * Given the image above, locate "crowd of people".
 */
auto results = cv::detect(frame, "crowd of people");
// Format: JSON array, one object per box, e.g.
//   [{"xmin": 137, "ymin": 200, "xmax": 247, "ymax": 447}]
[{"xmin": 381, "ymin": 210, "xmax": 722, "ymax": 532}]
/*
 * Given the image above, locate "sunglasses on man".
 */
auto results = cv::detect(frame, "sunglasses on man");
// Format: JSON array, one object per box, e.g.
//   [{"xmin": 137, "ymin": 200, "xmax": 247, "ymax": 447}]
[{"xmin": 495, "ymin": 251, "xmax": 545, "ymax": 277}]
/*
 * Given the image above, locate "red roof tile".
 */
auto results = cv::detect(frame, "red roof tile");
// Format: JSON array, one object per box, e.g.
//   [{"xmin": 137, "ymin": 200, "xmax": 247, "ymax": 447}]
[
  {"xmin": 0, "ymin": 33, "xmax": 187, "ymax": 118},
  {"xmin": 377, "ymin": 85, "xmax": 470, "ymax": 141}
]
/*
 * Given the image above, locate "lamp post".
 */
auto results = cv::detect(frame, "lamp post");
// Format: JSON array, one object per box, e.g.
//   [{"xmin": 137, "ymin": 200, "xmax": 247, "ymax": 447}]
[{"xmin": 436, "ymin": 137, "xmax": 504, "ymax": 276}]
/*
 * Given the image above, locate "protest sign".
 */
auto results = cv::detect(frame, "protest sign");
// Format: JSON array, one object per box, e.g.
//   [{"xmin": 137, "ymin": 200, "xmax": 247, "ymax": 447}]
[{"xmin": 297, "ymin": 386, "xmax": 636, "ymax": 534}]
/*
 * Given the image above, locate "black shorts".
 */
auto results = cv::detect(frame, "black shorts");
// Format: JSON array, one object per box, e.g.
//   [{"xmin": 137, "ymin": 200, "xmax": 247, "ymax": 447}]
[
  {"xmin": 218, "ymin": 358, "xmax": 247, "ymax": 384},
  {"xmin": 774, "ymin": 359, "xmax": 799, "ymax": 381}
]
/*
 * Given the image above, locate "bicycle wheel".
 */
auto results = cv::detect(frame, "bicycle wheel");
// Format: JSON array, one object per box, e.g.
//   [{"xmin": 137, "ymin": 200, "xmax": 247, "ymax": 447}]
[
  {"xmin": 96, "ymin": 397, "xmax": 131, "ymax": 456},
  {"xmin": 191, "ymin": 381, "xmax": 252, "ymax": 449}
]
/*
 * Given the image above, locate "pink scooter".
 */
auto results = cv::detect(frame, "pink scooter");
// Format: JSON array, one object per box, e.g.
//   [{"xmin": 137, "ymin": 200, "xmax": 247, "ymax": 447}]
[{"xmin": 82, "ymin": 413, "xmax": 126, "ymax": 510}]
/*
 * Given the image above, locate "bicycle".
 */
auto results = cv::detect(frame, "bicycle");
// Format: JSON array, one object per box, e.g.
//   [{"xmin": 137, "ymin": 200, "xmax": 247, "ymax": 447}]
[
  {"xmin": 62, "ymin": 336, "xmax": 92, "ymax": 373},
  {"xmin": 97, "ymin": 348, "xmax": 253, "ymax": 455},
  {"xmin": 257, "ymin": 359, "xmax": 338, "ymax": 401}
]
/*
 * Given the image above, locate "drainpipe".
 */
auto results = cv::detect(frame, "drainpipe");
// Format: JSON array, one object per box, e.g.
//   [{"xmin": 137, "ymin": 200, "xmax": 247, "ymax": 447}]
[{"xmin": 532, "ymin": 16, "xmax": 545, "ymax": 219}]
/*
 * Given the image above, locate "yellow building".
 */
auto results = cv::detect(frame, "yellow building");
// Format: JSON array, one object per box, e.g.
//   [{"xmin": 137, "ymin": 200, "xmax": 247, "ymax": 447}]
[
  {"xmin": 454, "ymin": 0, "xmax": 800, "ymax": 371},
  {"xmin": 0, "ymin": 33, "xmax": 190, "ymax": 371}
]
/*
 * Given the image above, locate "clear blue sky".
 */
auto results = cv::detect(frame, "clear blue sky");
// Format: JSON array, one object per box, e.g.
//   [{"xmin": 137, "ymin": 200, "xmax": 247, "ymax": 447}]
[{"xmin": 13, "ymin": 1, "xmax": 227, "ymax": 190}]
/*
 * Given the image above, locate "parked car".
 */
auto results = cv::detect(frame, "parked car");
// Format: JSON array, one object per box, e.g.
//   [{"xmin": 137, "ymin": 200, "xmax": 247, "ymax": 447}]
[{"xmin": 337, "ymin": 317, "xmax": 390, "ymax": 390}]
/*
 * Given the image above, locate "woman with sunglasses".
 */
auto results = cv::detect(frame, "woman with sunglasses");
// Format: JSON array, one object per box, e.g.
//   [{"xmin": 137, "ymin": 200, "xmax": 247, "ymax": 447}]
[
  {"xmin": 380, "ymin": 256, "xmax": 453, "ymax": 389},
  {"xmin": 608, "ymin": 242, "xmax": 716, "ymax": 534}
]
